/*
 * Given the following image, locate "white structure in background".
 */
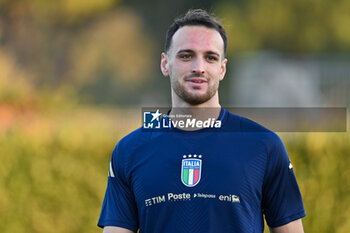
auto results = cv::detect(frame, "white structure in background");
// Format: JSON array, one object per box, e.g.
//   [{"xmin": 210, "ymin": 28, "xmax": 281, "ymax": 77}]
[{"xmin": 230, "ymin": 52, "xmax": 350, "ymax": 107}]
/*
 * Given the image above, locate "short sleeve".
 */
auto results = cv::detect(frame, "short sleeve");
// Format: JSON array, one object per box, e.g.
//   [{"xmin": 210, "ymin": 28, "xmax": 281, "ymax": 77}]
[
  {"xmin": 262, "ymin": 134, "xmax": 306, "ymax": 227},
  {"xmin": 97, "ymin": 143, "xmax": 139, "ymax": 231}
]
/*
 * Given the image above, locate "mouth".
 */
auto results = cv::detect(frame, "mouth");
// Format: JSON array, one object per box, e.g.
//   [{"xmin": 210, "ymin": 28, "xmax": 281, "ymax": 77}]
[
  {"xmin": 185, "ymin": 78, "xmax": 208, "ymax": 89},
  {"xmin": 186, "ymin": 78, "xmax": 208, "ymax": 84}
]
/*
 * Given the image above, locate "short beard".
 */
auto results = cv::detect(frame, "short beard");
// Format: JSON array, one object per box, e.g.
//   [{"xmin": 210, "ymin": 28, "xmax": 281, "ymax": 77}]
[{"xmin": 171, "ymin": 75, "xmax": 219, "ymax": 105}]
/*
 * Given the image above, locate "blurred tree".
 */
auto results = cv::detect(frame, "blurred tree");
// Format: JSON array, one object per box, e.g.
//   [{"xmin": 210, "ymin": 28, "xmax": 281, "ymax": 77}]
[
  {"xmin": 0, "ymin": 0, "xmax": 121, "ymax": 86},
  {"xmin": 215, "ymin": 0, "xmax": 350, "ymax": 55},
  {"xmin": 67, "ymin": 9, "xmax": 155, "ymax": 104},
  {"xmin": 1, "ymin": 0, "xmax": 350, "ymax": 105},
  {"xmin": 0, "ymin": 0, "xmax": 158, "ymax": 105},
  {"xmin": 0, "ymin": 47, "xmax": 34, "ymax": 104}
]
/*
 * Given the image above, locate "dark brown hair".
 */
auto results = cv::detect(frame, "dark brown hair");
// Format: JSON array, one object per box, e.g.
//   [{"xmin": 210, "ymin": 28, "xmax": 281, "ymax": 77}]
[{"xmin": 165, "ymin": 9, "xmax": 227, "ymax": 56}]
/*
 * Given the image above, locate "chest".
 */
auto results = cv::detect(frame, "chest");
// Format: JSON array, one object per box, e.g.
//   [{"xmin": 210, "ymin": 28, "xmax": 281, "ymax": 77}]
[{"xmin": 129, "ymin": 134, "xmax": 268, "ymax": 208}]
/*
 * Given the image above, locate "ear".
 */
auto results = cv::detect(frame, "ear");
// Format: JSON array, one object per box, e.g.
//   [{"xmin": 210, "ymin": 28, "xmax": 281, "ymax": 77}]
[
  {"xmin": 160, "ymin": 52, "xmax": 169, "ymax": 77},
  {"xmin": 219, "ymin": 58, "xmax": 228, "ymax": 81}
]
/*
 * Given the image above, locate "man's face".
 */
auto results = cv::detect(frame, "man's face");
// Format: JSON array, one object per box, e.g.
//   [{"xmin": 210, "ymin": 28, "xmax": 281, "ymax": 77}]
[{"xmin": 161, "ymin": 26, "xmax": 227, "ymax": 105}]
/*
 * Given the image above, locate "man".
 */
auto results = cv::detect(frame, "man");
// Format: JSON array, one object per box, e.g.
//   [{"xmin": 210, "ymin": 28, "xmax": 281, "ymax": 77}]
[{"xmin": 98, "ymin": 9, "xmax": 306, "ymax": 233}]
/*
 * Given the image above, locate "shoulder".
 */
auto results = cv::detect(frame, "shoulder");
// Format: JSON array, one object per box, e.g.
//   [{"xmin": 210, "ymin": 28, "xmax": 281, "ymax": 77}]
[
  {"xmin": 224, "ymin": 110, "xmax": 284, "ymax": 151},
  {"xmin": 224, "ymin": 110, "xmax": 274, "ymax": 133},
  {"xmin": 114, "ymin": 126, "xmax": 161, "ymax": 153},
  {"xmin": 110, "ymin": 127, "xmax": 163, "ymax": 177}
]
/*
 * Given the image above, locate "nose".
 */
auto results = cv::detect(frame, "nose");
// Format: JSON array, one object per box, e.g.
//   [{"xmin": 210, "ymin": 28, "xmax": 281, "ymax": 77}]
[{"xmin": 191, "ymin": 57, "xmax": 205, "ymax": 74}]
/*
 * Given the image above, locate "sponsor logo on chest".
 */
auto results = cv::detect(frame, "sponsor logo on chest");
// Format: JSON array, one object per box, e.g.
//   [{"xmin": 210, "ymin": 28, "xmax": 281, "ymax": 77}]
[{"xmin": 144, "ymin": 154, "xmax": 242, "ymax": 207}]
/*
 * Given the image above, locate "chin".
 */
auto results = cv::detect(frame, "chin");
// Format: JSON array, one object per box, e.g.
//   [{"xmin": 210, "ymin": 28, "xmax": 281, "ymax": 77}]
[{"xmin": 183, "ymin": 94, "xmax": 212, "ymax": 105}]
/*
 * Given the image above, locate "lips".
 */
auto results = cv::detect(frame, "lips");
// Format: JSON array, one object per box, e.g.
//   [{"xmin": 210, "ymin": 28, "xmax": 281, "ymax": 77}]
[
  {"xmin": 185, "ymin": 78, "xmax": 208, "ymax": 89},
  {"xmin": 186, "ymin": 78, "xmax": 208, "ymax": 83}
]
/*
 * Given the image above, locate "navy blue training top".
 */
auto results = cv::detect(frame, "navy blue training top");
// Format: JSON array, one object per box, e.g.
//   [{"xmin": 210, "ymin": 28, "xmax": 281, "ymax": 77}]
[{"xmin": 98, "ymin": 108, "xmax": 305, "ymax": 233}]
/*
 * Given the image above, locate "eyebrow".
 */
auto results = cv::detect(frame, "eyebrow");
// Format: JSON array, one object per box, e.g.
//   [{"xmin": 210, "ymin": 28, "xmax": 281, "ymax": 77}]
[
  {"xmin": 176, "ymin": 49, "xmax": 220, "ymax": 57},
  {"xmin": 176, "ymin": 49, "xmax": 194, "ymax": 55},
  {"xmin": 206, "ymin": 51, "xmax": 220, "ymax": 57}
]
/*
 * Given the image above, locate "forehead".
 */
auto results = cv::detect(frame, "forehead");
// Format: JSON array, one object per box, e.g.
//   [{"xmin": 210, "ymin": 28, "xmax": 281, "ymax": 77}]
[{"xmin": 170, "ymin": 26, "xmax": 224, "ymax": 55}]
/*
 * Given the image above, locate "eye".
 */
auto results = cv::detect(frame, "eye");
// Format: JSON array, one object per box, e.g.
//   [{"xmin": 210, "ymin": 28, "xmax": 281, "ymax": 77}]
[
  {"xmin": 179, "ymin": 54, "xmax": 192, "ymax": 60},
  {"xmin": 206, "ymin": 55, "xmax": 218, "ymax": 62}
]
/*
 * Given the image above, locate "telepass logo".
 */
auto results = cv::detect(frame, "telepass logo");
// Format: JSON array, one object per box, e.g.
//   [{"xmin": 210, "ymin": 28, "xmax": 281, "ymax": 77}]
[{"xmin": 181, "ymin": 154, "xmax": 202, "ymax": 187}]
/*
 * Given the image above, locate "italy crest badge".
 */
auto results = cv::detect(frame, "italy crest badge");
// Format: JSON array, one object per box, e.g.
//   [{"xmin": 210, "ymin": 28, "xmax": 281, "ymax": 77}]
[{"xmin": 181, "ymin": 155, "xmax": 202, "ymax": 187}]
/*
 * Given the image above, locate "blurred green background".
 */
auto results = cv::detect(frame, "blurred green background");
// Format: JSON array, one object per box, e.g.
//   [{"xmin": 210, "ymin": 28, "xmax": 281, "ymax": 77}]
[{"xmin": 0, "ymin": 0, "xmax": 349, "ymax": 232}]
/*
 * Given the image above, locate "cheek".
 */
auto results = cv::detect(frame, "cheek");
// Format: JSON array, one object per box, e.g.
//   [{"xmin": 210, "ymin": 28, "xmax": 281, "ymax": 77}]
[
  {"xmin": 171, "ymin": 62, "xmax": 189, "ymax": 76},
  {"xmin": 208, "ymin": 65, "xmax": 222, "ymax": 77}
]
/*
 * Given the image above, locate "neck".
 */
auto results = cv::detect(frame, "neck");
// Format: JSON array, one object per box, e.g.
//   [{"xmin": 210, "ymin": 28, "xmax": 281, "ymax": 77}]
[{"xmin": 169, "ymin": 91, "xmax": 222, "ymax": 124}]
